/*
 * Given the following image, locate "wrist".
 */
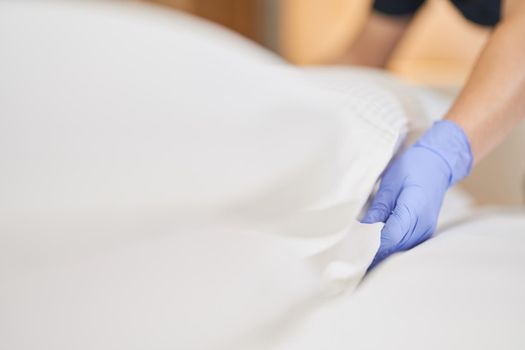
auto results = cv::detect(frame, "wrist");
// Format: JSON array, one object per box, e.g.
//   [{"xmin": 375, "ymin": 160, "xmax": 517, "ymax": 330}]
[{"xmin": 414, "ymin": 120, "xmax": 473, "ymax": 186}]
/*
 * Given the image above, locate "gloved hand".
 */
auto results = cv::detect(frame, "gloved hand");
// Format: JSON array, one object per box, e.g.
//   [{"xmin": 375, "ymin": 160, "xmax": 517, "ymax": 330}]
[{"xmin": 362, "ymin": 120, "xmax": 473, "ymax": 269}]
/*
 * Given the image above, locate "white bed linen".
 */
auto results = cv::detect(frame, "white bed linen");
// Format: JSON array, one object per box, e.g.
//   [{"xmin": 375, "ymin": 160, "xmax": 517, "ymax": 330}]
[
  {"xmin": 2, "ymin": 2, "xmax": 519, "ymax": 350},
  {"xmin": 0, "ymin": 2, "xmax": 410, "ymax": 349},
  {"xmin": 272, "ymin": 209, "xmax": 525, "ymax": 350}
]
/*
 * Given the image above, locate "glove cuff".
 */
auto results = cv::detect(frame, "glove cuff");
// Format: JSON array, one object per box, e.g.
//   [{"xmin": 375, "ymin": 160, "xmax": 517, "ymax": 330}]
[{"xmin": 414, "ymin": 120, "xmax": 473, "ymax": 186}]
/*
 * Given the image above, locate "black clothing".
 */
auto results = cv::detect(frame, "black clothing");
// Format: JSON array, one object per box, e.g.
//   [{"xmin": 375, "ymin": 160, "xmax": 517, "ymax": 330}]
[{"xmin": 373, "ymin": 0, "xmax": 501, "ymax": 26}]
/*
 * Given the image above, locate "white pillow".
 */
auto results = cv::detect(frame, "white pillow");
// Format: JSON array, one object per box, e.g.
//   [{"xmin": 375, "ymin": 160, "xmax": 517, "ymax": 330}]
[{"xmin": 0, "ymin": 1, "xmax": 410, "ymax": 348}]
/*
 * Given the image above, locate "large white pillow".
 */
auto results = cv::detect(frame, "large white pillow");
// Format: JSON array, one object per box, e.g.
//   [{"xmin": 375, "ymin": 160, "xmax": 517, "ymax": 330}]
[{"xmin": 0, "ymin": 1, "xmax": 411, "ymax": 349}]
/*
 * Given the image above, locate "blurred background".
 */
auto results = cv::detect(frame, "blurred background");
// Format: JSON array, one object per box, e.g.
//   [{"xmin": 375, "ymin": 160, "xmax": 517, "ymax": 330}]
[
  {"xmin": 145, "ymin": 0, "xmax": 524, "ymax": 206},
  {"xmin": 146, "ymin": 0, "xmax": 489, "ymax": 87}
]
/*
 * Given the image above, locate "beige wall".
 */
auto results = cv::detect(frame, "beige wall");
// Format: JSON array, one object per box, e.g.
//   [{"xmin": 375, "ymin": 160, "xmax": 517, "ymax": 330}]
[
  {"xmin": 461, "ymin": 121, "xmax": 525, "ymax": 205},
  {"xmin": 279, "ymin": 0, "xmax": 370, "ymax": 64}
]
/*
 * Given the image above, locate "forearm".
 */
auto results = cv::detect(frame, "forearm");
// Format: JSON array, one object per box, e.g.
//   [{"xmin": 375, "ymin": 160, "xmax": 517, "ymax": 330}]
[{"xmin": 445, "ymin": 5, "xmax": 525, "ymax": 162}]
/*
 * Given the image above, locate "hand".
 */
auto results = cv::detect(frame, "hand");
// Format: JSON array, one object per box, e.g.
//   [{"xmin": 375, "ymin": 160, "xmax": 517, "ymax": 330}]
[{"xmin": 362, "ymin": 120, "xmax": 473, "ymax": 269}]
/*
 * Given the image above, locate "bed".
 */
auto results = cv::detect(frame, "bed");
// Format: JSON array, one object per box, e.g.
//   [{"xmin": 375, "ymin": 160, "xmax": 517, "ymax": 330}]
[{"xmin": 0, "ymin": 2, "xmax": 524, "ymax": 349}]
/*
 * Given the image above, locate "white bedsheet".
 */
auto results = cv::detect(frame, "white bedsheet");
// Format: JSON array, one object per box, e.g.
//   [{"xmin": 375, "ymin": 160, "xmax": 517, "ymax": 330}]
[
  {"xmin": 272, "ymin": 209, "xmax": 525, "ymax": 350},
  {"xmin": 0, "ymin": 2, "xmax": 407, "ymax": 349},
  {"xmin": 1, "ymin": 2, "xmax": 523, "ymax": 350}
]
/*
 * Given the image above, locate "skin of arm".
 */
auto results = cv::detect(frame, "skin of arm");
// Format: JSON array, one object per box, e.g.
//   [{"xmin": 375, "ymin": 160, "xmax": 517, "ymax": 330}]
[
  {"xmin": 340, "ymin": 0, "xmax": 525, "ymax": 161},
  {"xmin": 445, "ymin": 0, "xmax": 525, "ymax": 162}
]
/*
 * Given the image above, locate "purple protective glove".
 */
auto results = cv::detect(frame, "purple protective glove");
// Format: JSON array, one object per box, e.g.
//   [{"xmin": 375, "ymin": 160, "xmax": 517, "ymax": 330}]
[{"xmin": 362, "ymin": 120, "xmax": 473, "ymax": 269}]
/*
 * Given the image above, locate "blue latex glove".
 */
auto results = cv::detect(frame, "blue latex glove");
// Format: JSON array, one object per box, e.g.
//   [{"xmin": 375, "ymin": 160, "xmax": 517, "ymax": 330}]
[{"xmin": 362, "ymin": 120, "xmax": 473, "ymax": 268}]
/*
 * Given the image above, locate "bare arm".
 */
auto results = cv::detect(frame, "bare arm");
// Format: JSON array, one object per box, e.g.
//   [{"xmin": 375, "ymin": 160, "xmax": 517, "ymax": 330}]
[
  {"xmin": 445, "ymin": 0, "xmax": 525, "ymax": 162},
  {"xmin": 334, "ymin": 12, "xmax": 412, "ymax": 68}
]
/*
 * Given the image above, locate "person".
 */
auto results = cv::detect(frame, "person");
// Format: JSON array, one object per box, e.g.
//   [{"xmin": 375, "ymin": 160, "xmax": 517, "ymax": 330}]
[{"xmin": 338, "ymin": 0, "xmax": 525, "ymax": 268}]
